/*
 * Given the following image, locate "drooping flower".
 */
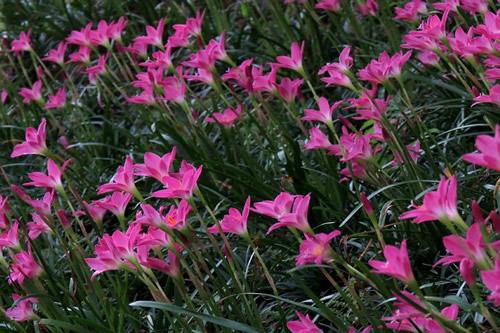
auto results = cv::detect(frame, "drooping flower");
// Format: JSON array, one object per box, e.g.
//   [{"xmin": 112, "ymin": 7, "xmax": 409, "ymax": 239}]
[
  {"xmin": 43, "ymin": 42, "xmax": 67, "ymax": 65},
  {"xmin": 394, "ymin": 0, "xmax": 427, "ymax": 22},
  {"xmin": 11, "ymin": 119, "xmax": 47, "ymax": 158},
  {"xmin": 462, "ymin": 125, "xmax": 500, "ymax": 171},
  {"xmin": 368, "ymin": 240, "xmax": 415, "ymax": 283},
  {"xmin": 287, "ymin": 311, "xmax": 323, "ymax": 333},
  {"xmin": 399, "ymin": 176, "xmax": 460, "ymax": 224},
  {"xmin": 27, "ymin": 213, "xmax": 51, "ymax": 240},
  {"xmin": 19, "ymin": 80, "xmax": 42, "ymax": 104},
  {"xmin": 296, "ymin": 230, "xmax": 341, "ymax": 266},
  {"xmin": 8, "ymin": 249, "xmax": 42, "ymax": 285},
  {"xmin": 205, "ymin": 105, "xmax": 243, "ymax": 127},
  {"xmin": 480, "ymin": 259, "xmax": 500, "ymax": 306},
  {"xmin": 208, "ymin": 197, "xmax": 251, "ymax": 236},
  {"xmin": 5, "ymin": 294, "xmax": 37, "ymax": 322},
  {"xmin": 11, "ymin": 31, "xmax": 32, "ymax": 53},
  {"xmin": 302, "ymin": 97, "xmax": 341, "ymax": 125},
  {"xmin": 152, "ymin": 162, "xmax": 202, "ymax": 200},
  {"xmin": 45, "ymin": 88, "xmax": 66, "ymax": 110},
  {"xmin": 98, "ymin": 156, "xmax": 138, "ymax": 196},
  {"xmin": 276, "ymin": 41, "xmax": 304, "ymax": 73},
  {"xmin": 267, "ymin": 193, "xmax": 313, "ymax": 234}
]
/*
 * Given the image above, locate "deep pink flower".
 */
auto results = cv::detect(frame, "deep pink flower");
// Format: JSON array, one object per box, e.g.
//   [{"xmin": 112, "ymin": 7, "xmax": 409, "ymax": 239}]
[
  {"xmin": 394, "ymin": 0, "xmax": 427, "ymax": 22},
  {"xmin": 11, "ymin": 187, "xmax": 54, "ymax": 217},
  {"xmin": 473, "ymin": 85, "xmax": 500, "ymax": 106},
  {"xmin": 83, "ymin": 200, "xmax": 108, "ymax": 224},
  {"xmin": 68, "ymin": 46, "xmax": 91, "ymax": 64},
  {"xmin": 27, "ymin": 213, "xmax": 51, "ymax": 240},
  {"xmin": 98, "ymin": 156, "xmax": 138, "ymax": 195},
  {"xmin": 267, "ymin": 193, "xmax": 313, "ymax": 234},
  {"xmin": 349, "ymin": 90, "xmax": 389, "ymax": 121},
  {"xmin": 19, "ymin": 80, "xmax": 42, "ymax": 104},
  {"xmin": 287, "ymin": 311, "xmax": 323, "ymax": 333},
  {"xmin": 185, "ymin": 10, "xmax": 204, "ymax": 37},
  {"xmin": 45, "ymin": 88, "xmax": 66, "ymax": 110},
  {"xmin": 433, "ymin": 0, "xmax": 459, "ymax": 12},
  {"xmin": 182, "ymin": 48, "xmax": 217, "ymax": 72},
  {"xmin": 476, "ymin": 10, "xmax": 500, "ymax": 39},
  {"xmin": 253, "ymin": 63, "xmax": 278, "ymax": 93},
  {"xmin": 141, "ymin": 244, "xmax": 181, "ymax": 278},
  {"xmin": 481, "ymin": 259, "xmax": 500, "ymax": 306},
  {"xmin": 208, "ymin": 197, "xmax": 251, "ymax": 236},
  {"xmin": 318, "ymin": 47, "xmax": 354, "ymax": 89},
  {"xmin": 126, "ymin": 87, "xmax": 156, "ymax": 105},
  {"xmin": 152, "ymin": 162, "xmax": 202, "ymax": 200},
  {"xmin": 133, "ymin": 19, "xmax": 165, "ymax": 48},
  {"xmin": 164, "ymin": 200, "xmax": 192, "ymax": 231},
  {"xmin": 302, "ymin": 97, "xmax": 341, "ymax": 125},
  {"xmin": 358, "ymin": 51, "xmax": 412, "ymax": 84},
  {"xmin": 135, "ymin": 148, "xmax": 177, "ymax": 183},
  {"xmin": 87, "ymin": 55, "xmax": 107, "ymax": 83},
  {"xmin": 11, "ymin": 31, "xmax": 32, "ymax": 53},
  {"xmin": 222, "ymin": 59, "xmax": 255, "ymax": 92},
  {"xmin": 330, "ymin": 128, "xmax": 377, "ymax": 162},
  {"xmin": 11, "ymin": 119, "xmax": 47, "ymax": 158},
  {"xmin": 108, "ymin": 17, "xmax": 128, "ymax": 42},
  {"xmin": 140, "ymin": 45, "xmax": 173, "ymax": 70},
  {"xmin": 304, "ymin": 127, "xmax": 334, "ymax": 151},
  {"xmin": 184, "ymin": 68, "xmax": 214, "ymax": 85},
  {"xmin": 276, "ymin": 41, "xmax": 304, "ymax": 72},
  {"xmin": 296, "ymin": 230, "xmax": 341, "ymax": 266},
  {"xmin": 0, "ymin": 195, "xmax": 10, "ymax": 229},
  {"xmin": 359, "ymin": 192, "xmax": 374, "ymax": 215},
  {"xmin": 0, "ymin": 222, "xmax": 20, "ymax": 249},
  {"xmin": 5, "ymin": 294, "xmax": 37, "ymax": 322},
  {"xmin": 253, "ymin": 192, "xmax": 296, "ymax": 220},
  {"xmin": 205, "ymin": 105, "xmax": 243, "ymax": 127},
  {"xmin": 461, "ymin": 0, "xmax": 487, "ymax": 14},
  {"xmin": 9, "ymin": 249, "xmax": 42, "ymax": 285},
  {"xmin": 96, "ymin": 192, "xmax": 132, "ymax": 218},
  {"xmin": 357, "ymin": 0, "xmax": 378, "ymax": 16},
  {"xmin": 417, "ymin": 51, "xmax": 440, "ymax": 66},
  {"xmin": 392, "ymin": 141, "xmax": 421, "ymax": 166},
  {"xmin": 315, "ymin": 0, "xmax": 341, "ymax": 12},
  {"xmin": 276, "ymin": 78, "xmax": 303, "ymax": 103},
  {"xmin": 67, "ymin": 23, "xmax": 93, "ymax": 46},
  {"xmin": 135, "ymin": 203, "xmax": 165, "ymax": 228},
  {"xmin": 43, "ymin": 42, "xmax": 66, "ymax": 64},
  {"xmin": 24, "ymin": 159, "xmax": 66, "ymax": 191},
  {"xmin": 206, "ymin": 34, "xmax": 228, "ymax": 62},
  {"xmin": 462, "ymin": 125, "xmax": 500, "ymax": 171},
  {"xmin": 369, "ymin": 240, "xmax": 415, "ymax": 283},
  {"xmin": 399, "ymin": 176, "xmax": 460, "ymax": 224},
  {"xmin": 89, "ymin": 20, "xmax": 111, "ymax": 47},
  {"xmin": 162, "ymin": 69, "xmax": 187, "ymax": 104},
  {"xmin": 402, "ymin": 11, "xmax": 449, "ymax": 52}
]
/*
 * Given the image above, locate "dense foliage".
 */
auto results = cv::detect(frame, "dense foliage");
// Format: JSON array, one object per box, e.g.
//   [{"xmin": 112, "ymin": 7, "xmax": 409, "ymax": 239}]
[{"xmin": 1, "ymin": 0, "xmax": 500, "ymax": 332}]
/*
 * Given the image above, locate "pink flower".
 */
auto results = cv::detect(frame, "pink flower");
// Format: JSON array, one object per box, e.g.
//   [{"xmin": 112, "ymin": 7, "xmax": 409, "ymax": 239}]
[
  {"xmin": 357, "ymin": 0, "xmax": 378, "ymax": 16},
  {"xmin": 394, "ymin": 0, "xmax": 427, "ymax": 22},
  {"xmin": 11, "ymin": 187, "xmax": 54, "ymax": 217},
  {"xmin": 164, "ymin": 199, "xmax": 191, "ymax": 231},
  {"xmin": 184, "ymin": 68, "xmax": 214, "ymax": 85},
  {"xmin": 473, "ymin": 85, "xmax": 500, "ymax": 106},
  {"xmin": 86, "ymin": 55, "xmax": 107, "ymax": 83},
  {"xmin": 315, "ymin": 0, "xmax": 341, "ymax": 12},
  {"xmin": 152, "ymin": 162, "xmax": 202, "ymax": 200},
  {"xmin": 480, "ymin": 259, "xmax": 500, "ymax": 306},
  {"xmin": 208, "ymin": 197, "xmax": 251, "ymax": 236},
  {"xmin": 402, "ymin": 12, "xmax": 449, "ymax": 52},
  {"xmin": 302, "ymin": 97, "xmax": 341, "ymax": 125},
  {"xmin": 97, "ymin": 156, "xmax": 138, "ymax": 195},
  {"xmin": 304, "ymin": 127, "xmax": 334, "ymax": 151},
  {"xmin": 253, "ymin": 192, "xmax": 296, "ymax": 220},
  {"xmin": 1, "ymin": 89, "xmax": 8, "ymax": 104},
  {"xmin": 399, "ymin": 176, "xmax": 460, "ymax": 224},
  {"xmin": 319, "ymin": 47, "xmax": 354, "ymax": 88},
  {"xmin": 359, "ymin": 192, "xmax": 374, "ymax": 215},
  {"xmin": 68, "ymin": 46, "xmax": 91, "ymax": 64},
  {"xmin": 0, "ymin": 222, "xmax": 20, "ymax": 249},
  {"xmin": 24, "ymin": 159, "xmax": 66, "ymax": 191},
  {"xmin": 141, "ymin": 244, "xmax": 181, "ymax": 278},
  {"xmin": 417, "ymin": 51, "xmax": 440, "ymax": 66},
  {"xmin": 276, "ymin": 77, "xmax": 303, "ymax": 103},
  {"xmin": 287, "ymin": 311, "xmax": 323, "ymax": 333},
  {"xmin": 45, "ymin": 88, "xmax": 66, "ymax": 110},
  {"xmin": 67, "ymin": 23, "xmax": 93, "ymax": 46},
  {"xmin": 205, "ymin": 105, "xmax": 243, "ymax": 127},
  {"xmin": 140, "ymin": 45, "xmax": 173, "ymax": 70},
  {"xmin": 27, "ymin": 213, "xmax": 51, "ymax": 240},
  {"xmin": 126, "ymin": 87, "xmax": 156, "ymax": 105},
  {"xmin": 185, "ymin": 10, "xmax": 204, "ymax": 37},
  {"xmin": 296, "ymin": 230, "xmax": 341, "ymax": 266},
  {"xmin": 133, "ymin": 19, "xmax": 165, "ymax": 48},
  {"xmin": 349, "ymin": 90, "xmax": 389, "ymax": 121},
  {"xmin": 330, "ymin": 128, "xmax": 378, "ymax": 162},
  {"xmin": 11, "ymin": 31, "xmax": 32, "ymax": 53},
  {"xmin": 89, "ymin": 20, "xmax": 111, "ymax": 47},
  {"xmin": 267, "ymin": 193, "xmax": 313, "ymax": 234},
  {"xmin": 253, "ymin": 63, "xmax": 279, "ymax": 93},
  {"xmin": 0, "ymin": 195, "xmax": 10, "ymax": 229},
  {"xmin": 222, "ymin": 59, "xmax": 256, "ymax": 92},
  {"xmin": 5, "ymin": 294, "xmax": 37, "ymax": 322},
  {"xmin": 460, "ymin": 0, "xmax": 488, "ymax": 14},
  {"xmin": 433, "ymin": 0, "xmax": 459, "ymax": 12},
  {"xmin": 96, "ymin": 192, "xmax": 132, "ymax": 218},
  {"xmin": 392, "ymin": 141, "xmax": 420, "ymax": 166},
  {"xmin": 162, "ymin": 69, "xmax": 187, "ymax": 104},
  {"xmin": 276, "ymin": 41, "xmax": 304, "ymax": 72},
  {"xmin": 358, "ymin": 51, "xmax": 412, "ymax": 84},
  {"xmin": 19, "ymin": 80, "xmax": 42, "ymax": 104},
  {"xmin": 85, "ymin": 224, "xmax": 142, "ymax": 278},
  {"xmin": 108, "ymin": 17, "xmax": 128, "ymax": 42},
  {"xmin": 11, "ymin": 119, "xmax": 48, "ymax": 158},
  {"xmin": 83, "ymin": 200, "xmax": 108, "ymax": 223},
  {"xmin": 135, "ymin": 148, "xmax": 177, "ymax": 182},
  {"xmin": 462, "ymin": 125, "xmax": 500, "ymax": 171},
  {"xmin": 43, "ymin": 42, "xmax": 66, "ymax": 64},
  {"xmin": 476, "ymin": 10, "xmax": 500, "ymax": 39},
  {"xmin": 206, "ymin": 34, "xmax": 228, "ymax": 62},
  {"xmin": 368, "ymin": 240, "xmax": 415, "ymax": 283},
  {"xmin": 9, "ymin": 249, "xmax": 42, "ymax": 285}
]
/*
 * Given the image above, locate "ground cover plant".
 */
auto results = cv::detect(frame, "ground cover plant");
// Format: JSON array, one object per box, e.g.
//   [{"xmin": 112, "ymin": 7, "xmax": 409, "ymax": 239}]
[{"xmin": 1, "ymin": 0, "xmax": 500, "ymax": 331}]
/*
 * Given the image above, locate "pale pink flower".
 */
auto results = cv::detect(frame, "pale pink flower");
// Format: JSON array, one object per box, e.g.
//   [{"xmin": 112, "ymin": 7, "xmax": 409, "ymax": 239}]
[
  {"xmin": 11, "ymin": 31, "xmax": 32, "ymax": 53},
  {"xmin": 43, "ymin": 42, "xmax": 67, "ymax": 64},
  {"xmin": 394, "ymin": 0, "xmax": 427, "ymax": 22},
  {"xmin": 135, "ymin": 148, "xmax": 177, "ymax": 182},
  {"xmin": 302, "ymin": 97, "xmax": 341, "ymax": 125},
  {"xmin": 27, "ymin": 213, "xmax": 51, "ymax": 240},
  {"xmin": 1, "ymin": 89, "xmax": 8, "ymax": 104},
  {"xmin": 276, "ymin": 41, "xmax": 304, "ymax": 72},
  {"xmin": 66, "ymin": 23, "xmax": 93, "ymax": 46},
  {"xmin": 19, "ymin": 80, "xmax": 42, "ymax": 104},
  {"xmin": 208, "ymin": 197, "xmax": 251, "ymax": 236},
  {"xmin": 97, "ymin": 156, "xmax": 138, "ymax": 195},
  {"xmin": 462, "ymin": 125, "xmax": 500, "ymax": 171},
  {"xmin": 11, "ymin": 119, "xmax": 47, "ymax": 158},
  {"xmin": 369, "ymin": 240, "xmax": 415, "ymax": 283},
  {"xmin": 287, "ymin": 311, "xmax": 323, "ymax": 333},
  {"xmin": 399, "ymin": 176, "xmax": 460, "ymax": 224},
  {"xmin": 315, "ymin": 0, "xmax": 341, "ymax": 12},
  {"xmin": 45, "ymin": 88, "xmax": 66, "ymax": 110},
  {"xmin": 480, "ymin": 259, "xmax": 500, "ymax": 306},
  {"xmin": 417, "ymin": 51, "xmax": 440, "ymax": 66},
  {"xmin": 9, "ymin": 249, "xmax": 42, "ymax": 285},
  {"xmin": 296, "ymin": 230, "xmax": 341, "ymax": 266},
  {"xmin": 205, "ymin": 105, "xmax": 243, "ymax": 127},
  {"xmin": 433, "ymin": 0, "xmax": 459, "ymax": 12},
  {"xmin": 5, "ymin": 294, "xmax": 37, "ymax": 322}
]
